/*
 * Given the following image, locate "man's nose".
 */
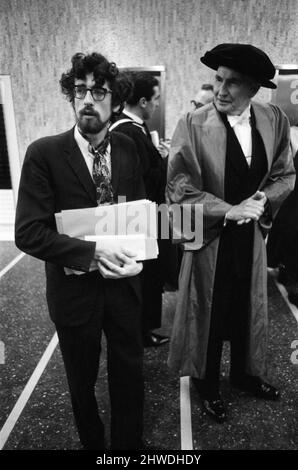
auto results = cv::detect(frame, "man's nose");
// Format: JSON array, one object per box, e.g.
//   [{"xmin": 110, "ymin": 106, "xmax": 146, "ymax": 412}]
[
  {"xmin": 218, "ymin": 82, "xmax": 228, "ymax": 96},
  {"xmin": 83, "ymin": 89, "xmax": 94, "ymax": 105}
]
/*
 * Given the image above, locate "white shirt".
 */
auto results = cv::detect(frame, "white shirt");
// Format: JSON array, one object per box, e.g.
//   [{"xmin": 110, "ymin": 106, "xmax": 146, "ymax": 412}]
[
  {"xmin": 74, "ymin": 125, "xmax": 111, "ymax": 177},
  {"xmin": 227, "ymin": 105, "xmax": 252, "ymax": 167}
]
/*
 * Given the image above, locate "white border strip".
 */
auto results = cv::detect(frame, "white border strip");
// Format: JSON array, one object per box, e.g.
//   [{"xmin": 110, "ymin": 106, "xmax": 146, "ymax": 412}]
[
  {"xmin": 0, "ymin": 252, "xmax": 25, "ymax": 280},
  {"xmin": 0, "ymin": 76, "xmax": 21, "ymax": 206},
  {"xmin": 0, "ymin": 332, "xmax": 58, "ymax": 450},
  {"xmin": 180, "ymin": 376, "xmax": 193, "ymax": 450}
]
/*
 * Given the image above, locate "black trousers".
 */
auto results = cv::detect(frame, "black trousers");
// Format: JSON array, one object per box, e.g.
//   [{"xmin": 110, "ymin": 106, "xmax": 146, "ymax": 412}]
[
  {"xmin": 56, "ymin": 278, "xmax": 144, "ymax": 450},
  {"xmin": 203, "ymin": 228, "xmax": 252, "ymax": 397},
  {"xmin": 141, "ymin": 259, "xmax": 163, "ymax": 332}
]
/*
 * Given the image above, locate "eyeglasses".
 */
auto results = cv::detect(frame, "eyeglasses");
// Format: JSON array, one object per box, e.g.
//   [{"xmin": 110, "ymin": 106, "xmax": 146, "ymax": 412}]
[{"xmin": 74, "ymin": 85, "xmax": 112, "ymax": 101}]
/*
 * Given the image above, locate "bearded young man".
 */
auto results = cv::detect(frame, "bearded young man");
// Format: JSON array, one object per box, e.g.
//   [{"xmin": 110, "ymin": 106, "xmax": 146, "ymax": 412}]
[{"xmin": 15, "ymin": 52, "xmax": 145, "ymax": 450}]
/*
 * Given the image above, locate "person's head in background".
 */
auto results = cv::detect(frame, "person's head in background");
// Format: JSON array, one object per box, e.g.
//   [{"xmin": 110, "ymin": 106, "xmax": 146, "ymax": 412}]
[
  {"xmin": 191, "ymin": 84, "xmax": 214, "ymax": 110},
  {"xmin": 125, "ymin": 72, "xmax": 160, "ymax": 121}
]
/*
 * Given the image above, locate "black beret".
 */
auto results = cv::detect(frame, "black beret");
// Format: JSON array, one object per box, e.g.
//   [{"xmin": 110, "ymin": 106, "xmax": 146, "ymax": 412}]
[{"xmin": 200, "ymin": 43, "xmax": 277, "ymax": 89}]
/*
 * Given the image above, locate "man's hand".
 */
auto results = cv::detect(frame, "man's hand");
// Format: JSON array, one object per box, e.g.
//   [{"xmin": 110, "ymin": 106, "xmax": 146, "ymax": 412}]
[
  {"xmin": 226, "ymin": 191, "xmax": 267, "ymax": 225},
  {"xmin": 94, "ymin": 243, "xmax": 143, "ymax": 279},
  {"xmin": 97, "ymin": 253, "xmax": 143, "ymax": 279},
  {"xmin": 157, "ymin": 140, "xmax": 170, "ymax": 159}
]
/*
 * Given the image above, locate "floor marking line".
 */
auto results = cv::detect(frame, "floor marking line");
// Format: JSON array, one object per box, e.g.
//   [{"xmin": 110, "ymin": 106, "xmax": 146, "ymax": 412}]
[
  {"xmin": 0, "ymin": 252, "xmax": 25, "ymax": 280},
  {"xmin": 268, "ymin": 269, "xmax": 298, "ymax": 323},
  {"xmin": 0, "ymin": 332, "xmax": 58, "ymax": 450},
  {"xmin": 180, "ymin": 376, "xmax": 193, "ymax": 450}
]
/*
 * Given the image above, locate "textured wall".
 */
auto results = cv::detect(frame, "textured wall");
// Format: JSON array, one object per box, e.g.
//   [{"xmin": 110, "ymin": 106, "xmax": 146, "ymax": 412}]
[{"xmin": 0, "ymin": 0, "xmax": 298, "ymax": 160}]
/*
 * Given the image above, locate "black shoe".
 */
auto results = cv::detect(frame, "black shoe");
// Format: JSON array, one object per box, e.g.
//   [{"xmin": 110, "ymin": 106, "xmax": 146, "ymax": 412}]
[
  {"xmin": 191, "ymin": 379, "xmax": 227, "ymax": 423},
  {"xmin": 231, "ymin": 376, "xmax": 280, "ymax": 401},
  {"xmin": 143, "ymin": 332, "xmax": 169, "ymax": 347},
  {"xmin": 202, "ymin": 397, "xmax": 227, "ymax": 423}
]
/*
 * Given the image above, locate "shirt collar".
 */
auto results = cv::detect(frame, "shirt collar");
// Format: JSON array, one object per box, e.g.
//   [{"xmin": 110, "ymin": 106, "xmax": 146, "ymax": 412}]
[
  {"xmin": 74, "ymin": 125, "xmax": 90, "ymax": 155},
  {"xmin": 123, "ymin": 109, "xmax": 144, "ymax": 125},
  {"xmin": 227, "ymin": 105, "xmax": 251, "ymax": 128}
]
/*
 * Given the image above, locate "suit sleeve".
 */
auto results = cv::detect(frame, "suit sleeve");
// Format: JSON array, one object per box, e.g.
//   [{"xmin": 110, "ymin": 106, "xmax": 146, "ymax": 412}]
[
  {"xmin": 134, "ymin": 134, "xmax": 166, "ymax": 203},
  {"xmin": 119, "ymin": 125, "xmax": 166, "ymax": 203},
  {"xmin": 130, "ymin": 139, "xmax": 146, "ymax": 200},
  {"xmin": 15, "ymin": 142, "xmax": 95, "ymax": 271},
  {"xmin": 166, "ymin": 113, "xmax": 232, "ymax": 248}
]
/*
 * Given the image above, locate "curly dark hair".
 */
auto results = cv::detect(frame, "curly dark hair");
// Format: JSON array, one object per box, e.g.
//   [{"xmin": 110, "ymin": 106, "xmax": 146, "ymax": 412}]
[{"xmin": 60, "ymin": 52, "xmax": 132, "ymax": 114}]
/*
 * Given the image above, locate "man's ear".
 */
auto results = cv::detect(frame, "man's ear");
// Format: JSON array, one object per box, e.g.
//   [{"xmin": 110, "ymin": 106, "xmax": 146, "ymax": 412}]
[
  {"xmin": 139, "ymin": 97, "xmax": 147, "ymax": 108},
  {"xmin": 112, "ymin": 104, "xmax": 121, "ymax": 114}
]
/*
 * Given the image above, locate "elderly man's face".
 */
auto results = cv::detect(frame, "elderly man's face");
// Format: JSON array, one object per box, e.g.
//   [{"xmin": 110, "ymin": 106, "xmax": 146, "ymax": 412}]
[
  {"xmin": 213, "ymin": 66, "xmax": 257, "ymax": 115},
  {"xmin": 142, "ymin": 85, "xmax": 160, "ymax": 121}
]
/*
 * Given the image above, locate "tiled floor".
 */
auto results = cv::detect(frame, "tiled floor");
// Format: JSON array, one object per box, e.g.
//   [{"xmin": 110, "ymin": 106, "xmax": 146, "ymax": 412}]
[{"xmin": 0, "ymin": 241, "xmax": 297, "ymax": 450}]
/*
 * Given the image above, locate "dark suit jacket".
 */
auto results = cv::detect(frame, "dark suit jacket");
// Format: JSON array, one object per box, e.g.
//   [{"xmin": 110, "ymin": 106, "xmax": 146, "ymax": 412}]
[
  {"xmin": 112, "ymin": 113, "xmax": 167, "ymax": 204},
  {"xmin": 15, "ymin": 128, "xmax": 145, "ymax": 326}
]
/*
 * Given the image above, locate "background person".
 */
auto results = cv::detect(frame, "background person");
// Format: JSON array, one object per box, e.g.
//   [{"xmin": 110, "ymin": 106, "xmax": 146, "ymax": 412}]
[
  {"xmin": 111, "ymin": 72, "xmax": 178, "ymax": 347},
  {"xmin": 190, "ymin": 83, "xmax": 214, "ymax": 110}
]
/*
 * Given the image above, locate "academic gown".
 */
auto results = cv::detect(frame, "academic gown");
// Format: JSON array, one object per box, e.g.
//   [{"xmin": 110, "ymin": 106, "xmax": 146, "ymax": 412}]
[{"xmin": 166, "ymin": 102, "xmax": 295, "ymax": 378}]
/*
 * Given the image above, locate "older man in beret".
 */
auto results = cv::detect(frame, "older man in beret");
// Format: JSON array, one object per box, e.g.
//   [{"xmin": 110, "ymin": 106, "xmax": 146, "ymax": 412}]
[{"xmin": 166, "ymin": 44, "xmax": 295, "ymax": 423}]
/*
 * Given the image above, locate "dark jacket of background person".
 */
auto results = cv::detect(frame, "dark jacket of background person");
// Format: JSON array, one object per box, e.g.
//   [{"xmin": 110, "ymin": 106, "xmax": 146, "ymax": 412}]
[
  {"xmin": 114, "ymin": 112, "xmax": 167, "ymax": 204},
  {"xmin": 112, "ymin": 113, "xmax": 178, "ymax": 333}
]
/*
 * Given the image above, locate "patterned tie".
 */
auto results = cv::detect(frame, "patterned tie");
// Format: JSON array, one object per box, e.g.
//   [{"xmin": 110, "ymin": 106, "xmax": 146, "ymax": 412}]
[{"xmin": 89, "ymin": 133, "xmax": 114, "ymax": 205}]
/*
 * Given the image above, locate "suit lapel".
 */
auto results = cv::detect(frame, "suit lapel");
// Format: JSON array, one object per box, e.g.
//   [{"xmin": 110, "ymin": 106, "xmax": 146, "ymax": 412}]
[
  {"xmin": 110, "ymin": 133, "xmax": 120, "ymax": 195},
  {"xmin": 64, "ymin": 128, "xmax": 97, "ymax": 204},
  {"xmin": 201, "ymin": 107, "xmax": 227, "ymax": 199},
  {"xmin": 251, "ymin": 102, "xmax": 273, "ymax": 173}
]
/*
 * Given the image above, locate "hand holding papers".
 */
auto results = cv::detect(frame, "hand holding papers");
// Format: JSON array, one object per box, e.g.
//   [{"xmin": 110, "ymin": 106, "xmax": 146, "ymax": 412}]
[
  {"xmin": 55, "ymin": 199, "xmax": 158, "ymax": 275},
  {"xmin": 87, "ymin": 234, "xmax": 148, "ymax": 263},
  {"xmin": 96, "ymin": 246, "xmax": 143, "ymax": 280}
]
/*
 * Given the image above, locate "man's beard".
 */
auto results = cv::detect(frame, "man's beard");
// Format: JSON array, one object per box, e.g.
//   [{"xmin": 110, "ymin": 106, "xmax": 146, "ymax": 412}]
[{"xmin": 77, "ymin": 108, "xmax": 109, "ymax": 134}]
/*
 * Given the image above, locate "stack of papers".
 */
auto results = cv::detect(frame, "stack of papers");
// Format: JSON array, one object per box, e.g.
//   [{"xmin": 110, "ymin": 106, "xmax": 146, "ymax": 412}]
[{"xmin": 55, "ymin": 199, "xmax": 158, "ymax": 275}]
